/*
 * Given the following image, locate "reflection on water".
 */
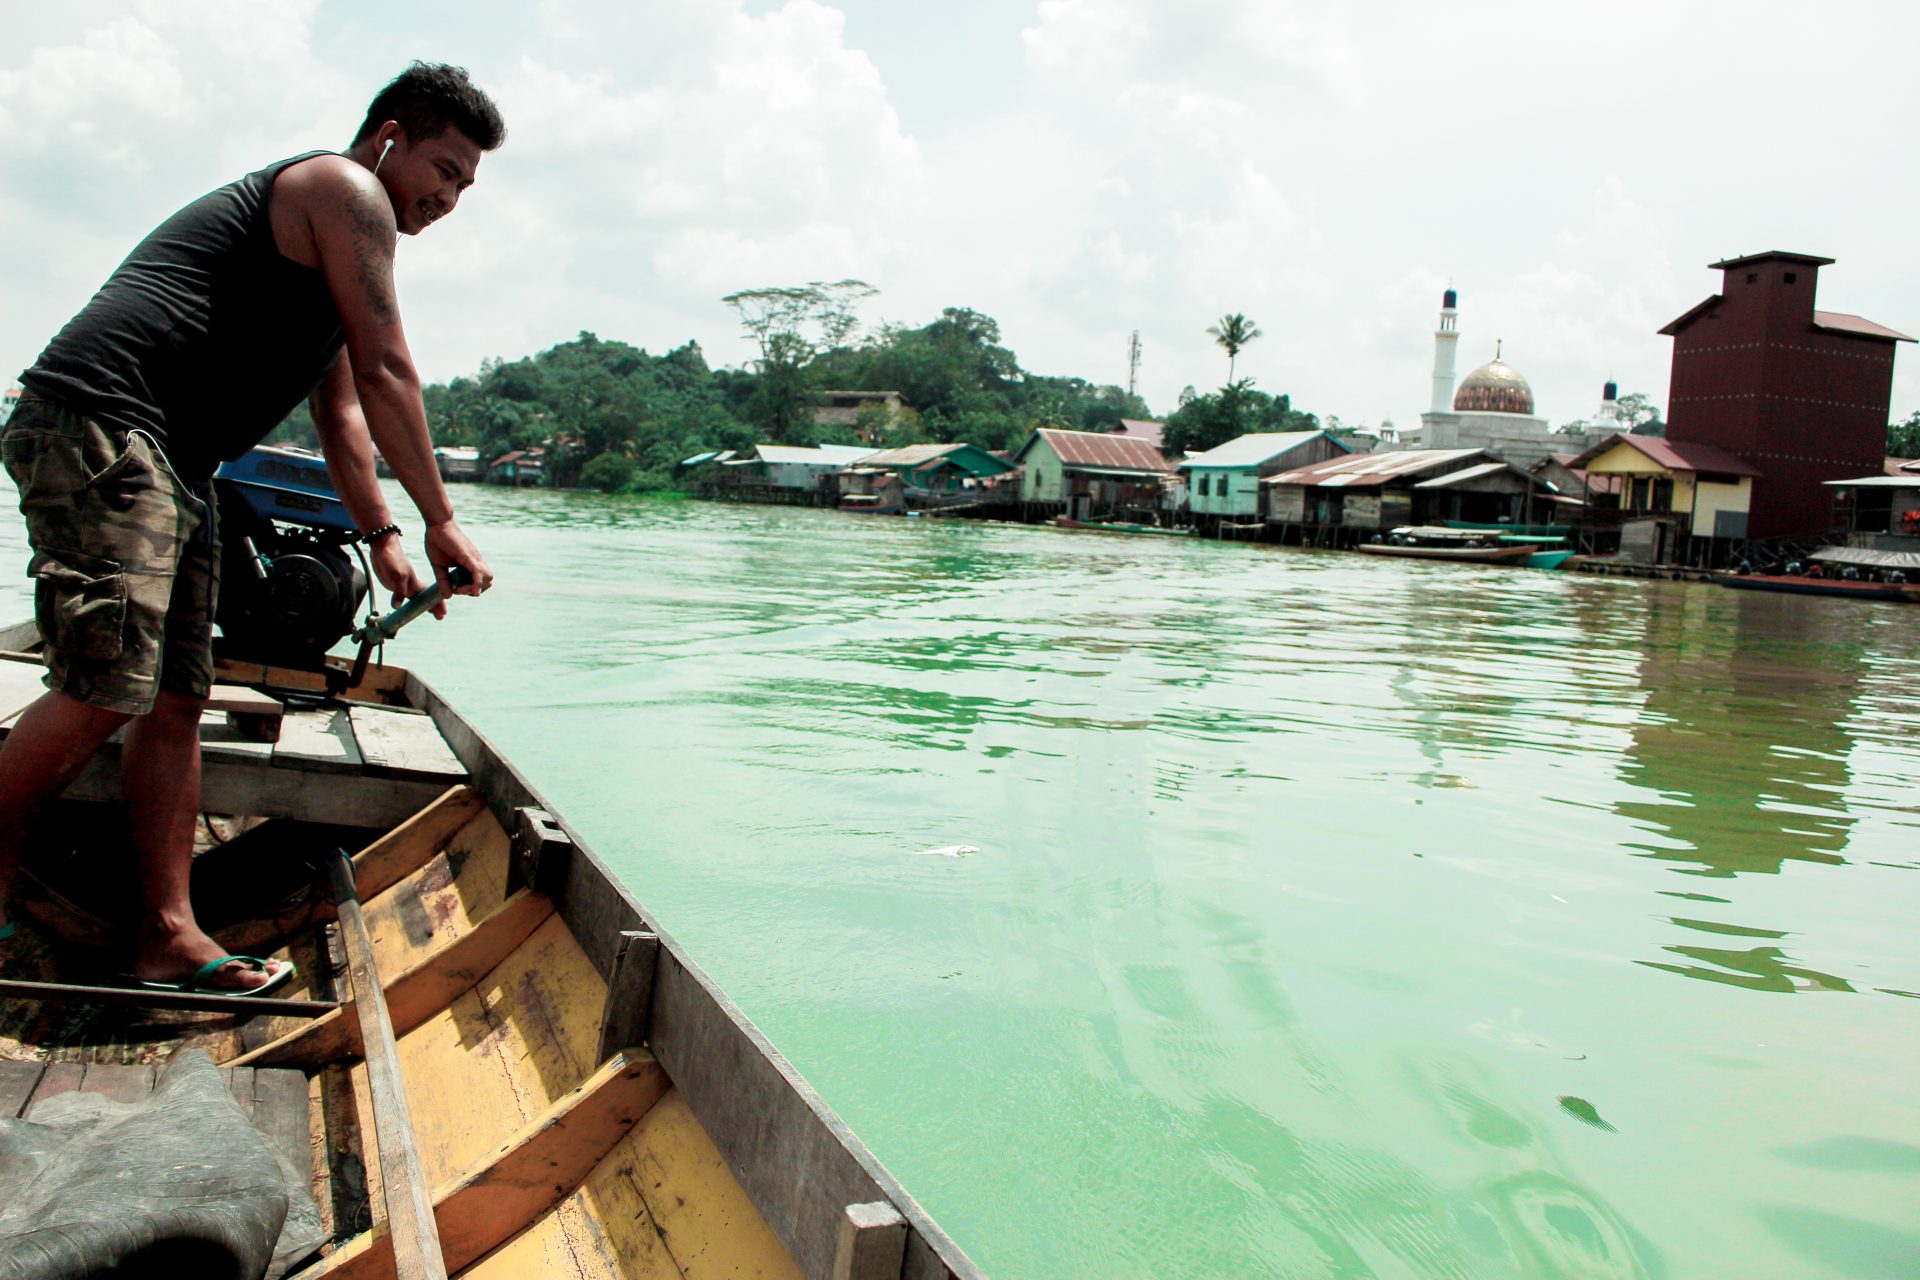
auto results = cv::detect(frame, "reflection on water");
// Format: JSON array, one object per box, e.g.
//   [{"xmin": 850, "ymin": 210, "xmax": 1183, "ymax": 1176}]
[
  {"xmin": 1612, "ymin": 587, "xmax": 1906, "ymax": 997},
  {"xmin": 3, "ymin": 484, "xmax": 1917, "ymax": 1278}
]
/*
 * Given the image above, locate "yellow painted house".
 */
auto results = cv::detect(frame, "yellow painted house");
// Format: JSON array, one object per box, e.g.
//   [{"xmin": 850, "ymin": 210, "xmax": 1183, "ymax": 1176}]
[{"xmin": 1569, "ymin": 433, "xmax": 1760, "ymax": 541}]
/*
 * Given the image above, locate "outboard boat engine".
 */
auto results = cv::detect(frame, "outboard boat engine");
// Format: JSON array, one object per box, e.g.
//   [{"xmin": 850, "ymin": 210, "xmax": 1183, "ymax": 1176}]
[{"xmin": 212, "ymin": 447, "xmax": 368, "ymax": 669}]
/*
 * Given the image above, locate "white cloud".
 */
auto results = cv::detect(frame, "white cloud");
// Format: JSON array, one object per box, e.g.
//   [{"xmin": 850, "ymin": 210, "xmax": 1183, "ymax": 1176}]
[{"xmin": 5, "ymin": 0, "xmax": 1919, "ymax": 426}]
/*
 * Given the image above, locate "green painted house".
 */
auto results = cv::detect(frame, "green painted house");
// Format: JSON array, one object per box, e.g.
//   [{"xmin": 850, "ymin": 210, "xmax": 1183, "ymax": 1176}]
[{"xmin": 1180, "ymin": 431, "xmax": 1351, "ymax": 519}]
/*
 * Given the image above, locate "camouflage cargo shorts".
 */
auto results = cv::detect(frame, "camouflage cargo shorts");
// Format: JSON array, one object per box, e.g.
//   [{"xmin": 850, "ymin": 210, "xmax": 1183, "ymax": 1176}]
[{"xmin": 1, "ymin": 391, "xmax": 218, "ymax": 714}]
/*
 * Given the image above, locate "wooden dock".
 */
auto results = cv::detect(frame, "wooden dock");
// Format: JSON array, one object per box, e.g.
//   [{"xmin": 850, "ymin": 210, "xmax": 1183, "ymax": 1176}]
[{"xmin": 1562, "ymin": 556, "xmax": 1714, "ymax": 583}]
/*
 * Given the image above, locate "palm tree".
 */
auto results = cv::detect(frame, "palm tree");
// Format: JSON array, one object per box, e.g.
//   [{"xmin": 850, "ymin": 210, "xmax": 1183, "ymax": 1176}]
[{"xmin": 1206, "ymin": 313, "xmax": 1262, "ymax": 383}]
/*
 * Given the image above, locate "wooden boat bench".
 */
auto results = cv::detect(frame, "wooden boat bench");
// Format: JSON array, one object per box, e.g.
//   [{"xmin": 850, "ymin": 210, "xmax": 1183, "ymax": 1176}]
[{"xmin": 0, "ymin": 651, "xmax": 469, "ymax": 829}]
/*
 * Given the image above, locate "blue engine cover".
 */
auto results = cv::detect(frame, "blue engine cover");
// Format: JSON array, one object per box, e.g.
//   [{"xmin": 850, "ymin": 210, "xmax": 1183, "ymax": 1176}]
[{"xmin": 215, "ymin": 446, "xmax": 355, "ymax": 532}]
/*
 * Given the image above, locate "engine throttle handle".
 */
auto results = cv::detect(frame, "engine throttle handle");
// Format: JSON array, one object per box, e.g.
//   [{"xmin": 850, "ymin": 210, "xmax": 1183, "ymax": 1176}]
[{"xmin": 351, "ymin": 565, "xmax": 474, "ymax": 646}]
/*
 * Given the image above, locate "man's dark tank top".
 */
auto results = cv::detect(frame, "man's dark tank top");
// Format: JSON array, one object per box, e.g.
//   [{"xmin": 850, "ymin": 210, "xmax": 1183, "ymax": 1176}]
[{"xmin": 21, "ymin": 152, "xmax": 347, "ymax": 482}]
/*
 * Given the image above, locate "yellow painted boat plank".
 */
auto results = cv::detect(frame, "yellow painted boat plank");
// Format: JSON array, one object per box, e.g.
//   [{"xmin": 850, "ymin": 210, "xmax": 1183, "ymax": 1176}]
[
  {"xmin": 387, "ymin": 914, "xmax": 605, "ymax": 1186},
  {"xmin": 458, "ymin": 1088, "xmax": 800, "ymax": 1280},
  {"xmin": 363, "ymin": 810, "xmax": 511, "ymax": 977},
  {"xmin": 587, "ymin": 1089, "xmax": 803, "ymax": 1280},
  {"xmin": 458, "ymin": 1195, "xmax": 681, "ymax": 1280}
]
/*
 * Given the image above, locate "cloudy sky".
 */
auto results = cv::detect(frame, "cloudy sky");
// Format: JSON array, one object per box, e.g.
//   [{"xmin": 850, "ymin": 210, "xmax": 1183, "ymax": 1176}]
[{"xmin": 4, "ymin": 1, "xmax": 1916, "ymax": 431}]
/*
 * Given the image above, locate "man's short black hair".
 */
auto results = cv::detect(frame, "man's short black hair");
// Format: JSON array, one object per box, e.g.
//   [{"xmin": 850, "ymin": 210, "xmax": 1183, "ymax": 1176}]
[{"xmin": 354, "ymin": 61, "xmax": 506, "ymax": 151}]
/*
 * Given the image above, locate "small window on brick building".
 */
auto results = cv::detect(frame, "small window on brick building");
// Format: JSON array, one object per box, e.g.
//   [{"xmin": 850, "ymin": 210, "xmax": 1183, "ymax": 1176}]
[
  {"xmin": 1785, "ymin": 272, "xmax": 1798, "ymax": 283},
  {"xmin": 1747, "ymin": 273, "xmax": 1757, "ymax": 283}
]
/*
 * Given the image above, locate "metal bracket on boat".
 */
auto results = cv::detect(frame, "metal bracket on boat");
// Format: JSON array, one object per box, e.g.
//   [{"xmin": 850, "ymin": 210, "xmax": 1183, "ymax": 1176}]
[{"xmin": 511, "ymin": 806, "xmax": 572, "ymax": 898}]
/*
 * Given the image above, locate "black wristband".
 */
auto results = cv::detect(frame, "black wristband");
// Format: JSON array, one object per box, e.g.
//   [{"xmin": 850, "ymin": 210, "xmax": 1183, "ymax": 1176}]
[{"xmin": 361, "ymin": 523, "xmax": 401, "ymax": 543}]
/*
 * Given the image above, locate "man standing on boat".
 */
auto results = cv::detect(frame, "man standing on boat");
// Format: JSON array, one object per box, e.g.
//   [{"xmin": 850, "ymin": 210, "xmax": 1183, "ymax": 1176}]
[{"xmin": 0, "ymin": 62, "xmax": 502, "ymax": 994}]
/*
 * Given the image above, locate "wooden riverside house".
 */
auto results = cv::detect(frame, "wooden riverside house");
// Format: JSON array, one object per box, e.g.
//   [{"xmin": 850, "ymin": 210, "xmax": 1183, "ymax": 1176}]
[
  {"xmin": 1824, "ymin": 457, "xmax": 1920, "ymax": 549},
  {"xmin": 1011, "ymin": 428, "xmax": 1173, "ymax": 520},
  {"xmin": 1563, "ymin": 433, "xmax": 1759, "ymax": 566},
  {"xmin": 716, "ymin": 444, "xmax": 879, "ymax": 505},
  {"xmin": 1179, "ymin": 431, "xmax": 1351, "ymax": 522},
  {"xmin": 853, "ymin": 443, "xmax": 1017, "ymax": 509},
  {"xmin": 1262, "ymin": 448, "xmax": 1547, "ymax": 544}
]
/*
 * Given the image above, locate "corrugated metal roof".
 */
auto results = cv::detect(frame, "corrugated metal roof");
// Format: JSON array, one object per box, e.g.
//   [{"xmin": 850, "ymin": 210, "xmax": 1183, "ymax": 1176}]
[
  {"xmin": 859, "ymin": 443, "xmax": 961, "ymax": 467},
  {"xmin": 1811, "ymin": 545, "xmax": 1920, "ymax": 569},
  {"xmin": 1111, "ymin": 419, "xmax": 1167, "ymax": 447},
  {"xmin": 1179, "ymin": 431, "xmax": 1340, "ymax": 470},
  {"xmin": 1571, "ymin": 433, "xmax": 1761, "ymax": 478},
  {"xmin": 1265, "ymin": 448, "xmax": 1484, "ymax": 488},
  {"xmin": 753, "ymin": 444, "xmax": 878, "ymax": 465},
  {"xmin": 1813, "ymin": 310, "xmax": 1916, "ymax": 343},
  {"xmin": 1028, "ymin": 429, "xmax": 1171, "ymax": 472},
  {"xmin": 1824, "ymin": 475, "xmax": 1920, "ymax": 489},
  {"xmin": 1068, "ymin": 464, "xmax": 1177, "ymax": 479},
  {"xmin": 1413, "ymin": 460, "xmax": 1521, "ymax": 489}
]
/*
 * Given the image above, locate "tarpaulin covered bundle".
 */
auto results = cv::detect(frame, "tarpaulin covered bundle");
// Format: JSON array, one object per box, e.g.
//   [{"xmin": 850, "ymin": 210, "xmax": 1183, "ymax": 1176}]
[{"xmin": 0, "ymin": 1049, "xmax": 323, "ymax": 1280}]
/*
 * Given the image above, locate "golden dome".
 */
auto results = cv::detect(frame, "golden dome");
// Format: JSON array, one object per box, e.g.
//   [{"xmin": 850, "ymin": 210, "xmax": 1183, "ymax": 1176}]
[{"xmin": 1452, "ymin": 343, "xmax": 1535, "ymax": 415}]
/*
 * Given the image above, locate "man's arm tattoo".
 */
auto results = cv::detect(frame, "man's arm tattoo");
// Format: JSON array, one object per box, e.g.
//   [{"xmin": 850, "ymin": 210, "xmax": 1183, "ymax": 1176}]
[{"xmin": 346, "ymin": 186, "xmax": 398, "ymax": 325}]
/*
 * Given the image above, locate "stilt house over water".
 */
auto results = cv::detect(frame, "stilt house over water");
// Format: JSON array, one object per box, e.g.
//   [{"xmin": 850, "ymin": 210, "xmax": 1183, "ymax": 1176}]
[
  {"xmin": 1263, "ymin": 448, "xmax": 1546, "ymax": 543},
  {"xmin": 856, "ymin": 442, "xmax": 1017, "ymax": 502},
  {"xmin": 1564, "ymin": 433, "xmax": 1760, "ymax": 565},
  {"xmin": 1013, "ymin": 428, "xmax": 1174, "ymax": 519},
  {"xmin": 1180, "ymin": 431, "xmax": 1353, "ymax": 521}
]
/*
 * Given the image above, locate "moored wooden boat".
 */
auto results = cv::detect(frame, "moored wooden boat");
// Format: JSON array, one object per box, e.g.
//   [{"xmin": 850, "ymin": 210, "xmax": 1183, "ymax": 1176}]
[
  {"xmin": 1052, "ymin": 516, "xmax": 1190, "ymax": 537},
  {"xmin": 1711, "ymin": 572, "xmax": 1918, "ymax": 602},
  {"xmin": 0, "ymin": 620, "xmax": 983, "ymax": 1280},
  {"xmin": 1713, "ymin": 546, "xmax": 1920, "ymax": 603},
  {"xmin": 1355, "ymin": 527, "xmax": 1537, "ymax": 564}
]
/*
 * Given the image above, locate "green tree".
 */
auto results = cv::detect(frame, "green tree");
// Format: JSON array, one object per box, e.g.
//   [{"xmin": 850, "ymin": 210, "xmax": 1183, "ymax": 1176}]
[
  {"xmin": 266, "ymin": 399, "xmax": 320, "ymax": 450},
  {"xmin": 1205, "ymin": 313, "xmax": 1262, "ymax": 382},
  {"xmin": 722, "ymin": 280, "xmax": 878, "ymax": 439},
  {"xmin": 1619, "ymin": 392, "xmax": 1666, "ymax": 437},
  {"xmin": 580, "ymin": 451, "xmax": 637, "ymax": 492},
  {"xmin": 1888, "ymin": 409, "xmax": 1920, "ymax": 458}
]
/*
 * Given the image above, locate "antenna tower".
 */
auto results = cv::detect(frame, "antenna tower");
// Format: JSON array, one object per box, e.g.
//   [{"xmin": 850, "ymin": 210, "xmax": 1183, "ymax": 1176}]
[{"xmin": 1127, "ymin": 330, "xmax": 1142, "ymax": 399}]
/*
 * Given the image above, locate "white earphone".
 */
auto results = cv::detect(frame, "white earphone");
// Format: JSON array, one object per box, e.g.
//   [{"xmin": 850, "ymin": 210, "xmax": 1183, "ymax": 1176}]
[{"xmin": 375, "ymin": 138, "xmax": 395, "ymax": 173}]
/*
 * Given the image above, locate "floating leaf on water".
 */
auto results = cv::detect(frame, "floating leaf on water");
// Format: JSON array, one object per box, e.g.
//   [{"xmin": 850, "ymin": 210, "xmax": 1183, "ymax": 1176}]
[{"xmin": 1557, "ymin": 1096, "xmax": 1617, "ymax": 1132}]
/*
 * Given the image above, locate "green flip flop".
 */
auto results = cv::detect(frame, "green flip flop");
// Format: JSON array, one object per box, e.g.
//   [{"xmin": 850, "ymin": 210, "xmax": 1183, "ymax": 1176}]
[
  {"xmin": 0, "ymin": 922, "xmax": 14, "ymax": 944},
  {"xmin": 138, "ymin": 955, "xmax": 296, "ymax": 998}
]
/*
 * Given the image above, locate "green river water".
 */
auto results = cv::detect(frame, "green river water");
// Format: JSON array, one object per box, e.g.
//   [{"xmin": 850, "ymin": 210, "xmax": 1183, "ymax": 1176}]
[{"xmin": 5, "ymin": 480, "xmax": 1917, "ymax": 1278}]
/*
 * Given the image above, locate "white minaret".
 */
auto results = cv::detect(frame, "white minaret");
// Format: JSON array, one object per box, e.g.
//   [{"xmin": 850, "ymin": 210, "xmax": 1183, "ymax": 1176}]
[
  {"xmin": 1430, "ymin": 287, "xmax": 1459, "ymax": 414},
  {"xmin": 1594, "ymin": 378, "xmax": 1621, "ymax": 426}
]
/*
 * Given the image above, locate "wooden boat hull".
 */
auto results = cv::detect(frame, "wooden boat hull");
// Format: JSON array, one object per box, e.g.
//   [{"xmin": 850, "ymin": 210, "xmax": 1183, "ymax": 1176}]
[
  {"xmin": 1712, "ymin": 573, "xmax": 1918, "ymax": 602},
  {"xmin": 0, "ymin": 620, "xmax": 983, "ymax": 1280},
  {"xmin": 1355, "ymin": 542, "xmax": 1536, "ymax": 564}
]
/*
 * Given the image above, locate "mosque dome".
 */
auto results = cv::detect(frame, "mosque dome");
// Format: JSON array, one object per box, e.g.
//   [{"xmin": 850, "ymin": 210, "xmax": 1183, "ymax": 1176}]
[{"xmin": 1452, "ymin": 346, "xmax": 1535, "ymax": 414}]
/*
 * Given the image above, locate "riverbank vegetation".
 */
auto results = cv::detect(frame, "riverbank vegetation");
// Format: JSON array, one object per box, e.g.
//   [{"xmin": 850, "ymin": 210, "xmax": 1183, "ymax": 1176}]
[
  {"xmin": 271, "ymin": 288, "xmax": 1183, "ymax": 491},
  {"xmin": 265, "ymin": 286, "xmax": 1328, "ymax": 492}
]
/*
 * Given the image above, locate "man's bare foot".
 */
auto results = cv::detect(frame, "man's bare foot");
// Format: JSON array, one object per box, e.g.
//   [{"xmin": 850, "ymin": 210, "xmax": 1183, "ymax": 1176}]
[{"xmin": 134, "ymin": 925, "xmax": 287, "ymax": 991}]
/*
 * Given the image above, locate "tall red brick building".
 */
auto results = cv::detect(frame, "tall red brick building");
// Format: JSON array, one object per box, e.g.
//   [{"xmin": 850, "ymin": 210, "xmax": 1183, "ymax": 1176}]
[{"xmin": 1659, "ymin": 251, "xmax": 1912, "ymax": 539}]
